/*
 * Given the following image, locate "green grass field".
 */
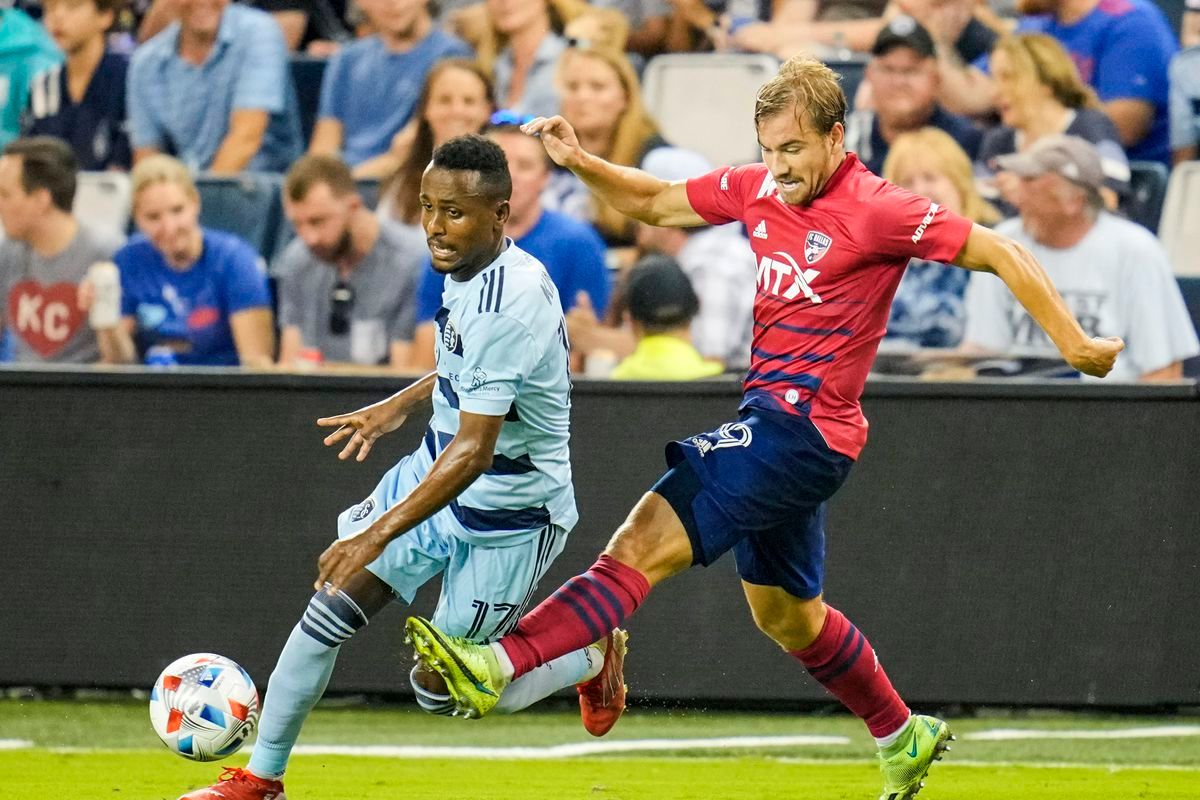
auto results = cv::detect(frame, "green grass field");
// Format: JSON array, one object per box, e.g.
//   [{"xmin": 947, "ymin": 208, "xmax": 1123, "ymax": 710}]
[{"xmin": 2, "ymin": 699, "xmax": 1198, "ymax": 799}]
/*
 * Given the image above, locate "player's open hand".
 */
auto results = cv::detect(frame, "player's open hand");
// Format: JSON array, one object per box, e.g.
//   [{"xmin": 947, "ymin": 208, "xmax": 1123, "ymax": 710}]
[
  {"xmin": 315, "ymin": 532, "xmax": 387, "ymax": 594},
  {"xmin": 1067, "ymin": 336, "xmax": 1125, "ymax": 378},
  {"xmin": 317, "ymin": 399, "xmax": 409, "ymax": 462},
  {"xmin": 521, "ymin": 116, "xmax": 584, "ymax": 169}
]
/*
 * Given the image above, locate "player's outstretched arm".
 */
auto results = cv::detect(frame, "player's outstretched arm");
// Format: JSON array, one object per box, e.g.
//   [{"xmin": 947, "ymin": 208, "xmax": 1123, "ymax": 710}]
[
  {"xmin": 521, "ymin": 116, "xmax": 706, "ymax": 228},
  {"xmin": 953, "ymin": 224, "xmax": 1124, "ymax": 377},
  {"xmin": 316, "ymin": 371, "xmax": 438, "ymax": 462},
  {"xmin": 315, "ymin": 410, "xmax": 504, "ymax": 593}
]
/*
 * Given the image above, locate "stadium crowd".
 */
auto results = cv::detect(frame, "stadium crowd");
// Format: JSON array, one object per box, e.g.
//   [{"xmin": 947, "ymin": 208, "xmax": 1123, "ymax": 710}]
[{"xmin": 1, "ymin": 0, "xmax": 1199, "ymax": 379}]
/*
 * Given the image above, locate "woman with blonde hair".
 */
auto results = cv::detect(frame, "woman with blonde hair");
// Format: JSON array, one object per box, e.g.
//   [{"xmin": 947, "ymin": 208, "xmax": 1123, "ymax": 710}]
[
  {"xmin": 978, "ymin": 33, "xmax": 1129, "ymax": 214},
  {"xmin": 883, "ymin": 127, "xmax": 999, "ymax": 348},
  {"xmin": 86, "ymin": 154, "xmax": 275, "ymax": 367},
  {"xmin": 472, "ymin": 0, "xmax": 586, "ymax": 117},
  {"xmin": 546, "ymin": 42, "xmax": 709, "ymax": 245}
]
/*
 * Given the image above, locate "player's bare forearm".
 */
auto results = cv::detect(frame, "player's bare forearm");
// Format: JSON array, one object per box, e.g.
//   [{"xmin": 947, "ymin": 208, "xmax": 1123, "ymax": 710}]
[
  {"xmin": 572, "ymin": 151, "xmax": 705, "ymax": 227},
  {"xmin": 954, "ymin": 224, "xmax": 1123, "ymax": 376}
]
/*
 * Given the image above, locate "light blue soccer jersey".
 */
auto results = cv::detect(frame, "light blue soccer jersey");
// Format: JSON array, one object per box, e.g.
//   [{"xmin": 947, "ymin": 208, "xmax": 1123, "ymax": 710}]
[{"xmin": 425, "ymin": 240, "xmax": 577, "ymax": 546}]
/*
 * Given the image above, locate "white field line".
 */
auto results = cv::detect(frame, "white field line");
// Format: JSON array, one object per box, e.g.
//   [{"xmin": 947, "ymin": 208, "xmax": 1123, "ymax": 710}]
[
  {"xmin": 0, "ymin": 739, "xmax": 33, "ymax": 750},
  {"xmin": 286, "ymin": 735, "xmax": 851, "ymax": 759},
  {"xmin": 773, "ymin": 757, "xmax": 1200, "ymax": 773},
  {"xmin": 963, "ymin": 726, "xmax": 1200, "ymax": 741}
]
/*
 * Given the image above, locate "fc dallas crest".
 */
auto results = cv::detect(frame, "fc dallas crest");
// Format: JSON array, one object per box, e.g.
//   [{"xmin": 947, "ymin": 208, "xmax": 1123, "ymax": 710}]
[{"xmin": 804, "ymin": 231, "xmax": 832, "ymax": 265}]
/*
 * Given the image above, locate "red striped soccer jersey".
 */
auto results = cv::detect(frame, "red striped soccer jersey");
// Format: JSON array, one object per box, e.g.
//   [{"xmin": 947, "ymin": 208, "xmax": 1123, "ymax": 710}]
[{"xmin": 685, "ymin": 154, "xmax": 973, "ymax": 458}]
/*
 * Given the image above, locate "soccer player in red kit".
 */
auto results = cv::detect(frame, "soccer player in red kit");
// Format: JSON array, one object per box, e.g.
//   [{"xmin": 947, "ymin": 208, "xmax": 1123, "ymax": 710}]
[{"xmin": 395, "ymin": 57, "xmax": 1122, "ymax": 799}]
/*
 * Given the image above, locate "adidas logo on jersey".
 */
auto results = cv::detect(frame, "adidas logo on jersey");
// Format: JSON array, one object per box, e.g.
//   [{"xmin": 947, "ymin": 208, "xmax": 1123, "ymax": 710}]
[{"xmin": 752, "ymin": 220, "xmax": 768, "ymax": 239}]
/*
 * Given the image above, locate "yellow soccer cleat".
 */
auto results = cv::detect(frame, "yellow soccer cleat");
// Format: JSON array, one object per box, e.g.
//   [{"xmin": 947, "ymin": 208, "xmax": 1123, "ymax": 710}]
[
  {"xmin": 877, "ymin": 714, "xmax": 954, "ymax": 800},
  {"xmin": 405, "ymin": 616, "xmax": 509, "ymax": 719}
]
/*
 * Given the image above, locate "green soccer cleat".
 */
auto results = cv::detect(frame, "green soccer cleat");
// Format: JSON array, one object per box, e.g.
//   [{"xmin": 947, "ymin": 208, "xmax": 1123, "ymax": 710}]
[
  {"xmin": 877, "ymin": 714, "xmax": 954, "ymax": 800},
  {"xmin": 405, "ymin": 616, "xmax": 509, "ymax": 719}
]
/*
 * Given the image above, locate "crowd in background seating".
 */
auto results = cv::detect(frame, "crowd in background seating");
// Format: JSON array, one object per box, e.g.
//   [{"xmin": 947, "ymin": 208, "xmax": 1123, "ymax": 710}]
[{"xmin": 1, "ymin": 0, "xmax": 1199, "ymax": 381}]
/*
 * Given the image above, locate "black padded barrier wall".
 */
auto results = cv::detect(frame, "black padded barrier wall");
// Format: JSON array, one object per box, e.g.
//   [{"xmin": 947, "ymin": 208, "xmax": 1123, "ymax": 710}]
[{"xmin": 2, "ymin": 368, "xmax": 1198, "ymax": 708}]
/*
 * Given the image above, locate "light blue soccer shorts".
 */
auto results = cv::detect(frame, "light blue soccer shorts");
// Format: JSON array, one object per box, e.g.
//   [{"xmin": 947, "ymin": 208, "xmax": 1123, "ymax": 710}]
[{"xmin": 336, "ymin": 449, "xmax": 567, "ymax": 644}]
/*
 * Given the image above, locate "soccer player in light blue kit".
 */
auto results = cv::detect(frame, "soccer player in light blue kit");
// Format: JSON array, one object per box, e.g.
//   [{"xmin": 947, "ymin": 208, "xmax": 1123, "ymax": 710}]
[{"xmin": 180, "ymin": 135, "xmax": 627, "ymax": 800}]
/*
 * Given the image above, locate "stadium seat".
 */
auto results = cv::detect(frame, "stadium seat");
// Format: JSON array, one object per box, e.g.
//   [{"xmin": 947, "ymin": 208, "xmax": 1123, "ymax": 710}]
[
  {"xmin": 1158, "ymin": 161, "xmax": 1200, "ymax": 276},
  {"xmin": 1123, "ymin": 160, "xmax": 1168, "ymax": 233},
  {"xmin": 290, "ymin": 56, "xmax": 328, "ymax": 148},
  {"xmin": 1176, "ymin": 276, "xmax": 1200, "ymax": 377},
  {"xmin": 74, "ymin": 171, "xmax": 131, "ymax": 241},
  {"xmin": 195, "ymin": 172, "xmax": 283, "ymax": 262},
  {"xmin": 642, "ymin": 53, "xmax": 780, "ymax": 167}
]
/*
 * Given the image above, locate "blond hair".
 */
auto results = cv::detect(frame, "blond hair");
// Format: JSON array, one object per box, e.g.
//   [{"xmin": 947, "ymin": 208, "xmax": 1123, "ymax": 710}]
[
  {"xmin": 754, "ymin": 56, "xmax": 846, "ymax": 134},
  {"xmin": 994, "ymin": 33, "xmax": 1100, "ymax": 111},
  {"xmin": 476, "ymin": 0, "xmax": 588, "ymax": 74},
  {"xmin": 559, "ymin": 44, "xmax": 659, "ymax": 241},
  {"xmin": 131, "ymin": 154, "xmax": 198, "ymax": 212},
  {"xmin": 883, "ymin": 127, "xmax": 1000, "ymax": 226}
]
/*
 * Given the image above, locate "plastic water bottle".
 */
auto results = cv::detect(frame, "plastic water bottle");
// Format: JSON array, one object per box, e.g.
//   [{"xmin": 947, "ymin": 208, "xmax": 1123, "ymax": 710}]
[
  {"xmin": 145, "ymin": 345, "xmax": 178, "ymax": 368},
  {"xmin": 86, "ymin": 261, "xmax": 121, "ymax": 330}
]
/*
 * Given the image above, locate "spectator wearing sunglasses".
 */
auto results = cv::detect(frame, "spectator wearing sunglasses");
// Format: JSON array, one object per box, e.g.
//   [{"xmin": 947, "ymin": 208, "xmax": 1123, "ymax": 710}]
[
  {"xmin": 277, "ymin": 154, "xmax": 424, "ymax": 369},
  {"xmin": 92, "ymin": 154, "xmax": 275, "ymax": 366}
]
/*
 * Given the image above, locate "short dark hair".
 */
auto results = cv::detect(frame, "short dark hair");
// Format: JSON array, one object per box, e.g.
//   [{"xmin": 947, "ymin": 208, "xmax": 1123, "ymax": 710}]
[
  {"xmin": 3, "ymin": 137, "xmax": 77, "ymax": 211},
  {"xmin": 430, "ymin": 134, "xmax": 511, "ymax": 204},
  {"xmin": 285, "ymin": 153, "xmax": 357, "ymax": 202}
]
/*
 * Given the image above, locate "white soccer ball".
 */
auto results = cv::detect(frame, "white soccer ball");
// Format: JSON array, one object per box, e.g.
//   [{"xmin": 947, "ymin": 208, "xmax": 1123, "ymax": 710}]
[{"xmin": 149, "ymin": 653, "xmax": 260, "ymax": 761}]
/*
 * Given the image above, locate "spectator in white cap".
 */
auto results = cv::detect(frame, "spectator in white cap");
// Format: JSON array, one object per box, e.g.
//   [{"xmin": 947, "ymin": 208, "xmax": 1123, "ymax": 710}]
[
  {"xmin": 1168, "ymin": 0, "xmax": 1200, "ymax": 164},
  {"xmin": 962, "ymin": 134, "xmax": 1199, "ymax": 381}
]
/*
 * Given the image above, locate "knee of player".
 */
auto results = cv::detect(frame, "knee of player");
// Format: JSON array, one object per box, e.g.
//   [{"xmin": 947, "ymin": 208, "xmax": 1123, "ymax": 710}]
[
  {"xmin": 750, "ymin": 601, "xmax": 826, "ymax": 651},
  {"xmin": 602, "ymin": 493, "xmax": 694, "ymax": 582}
]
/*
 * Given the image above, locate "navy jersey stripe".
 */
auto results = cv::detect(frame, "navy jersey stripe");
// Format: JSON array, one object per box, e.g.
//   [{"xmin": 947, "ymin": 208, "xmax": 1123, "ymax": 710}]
[
  {"xmin": 746, "ymin": 368, "xmax": 823, "ymax": 392},
  {"xmin": 448, "ymin": 501, "xmax": 551, "ymax": 532},
  {"xmin": 494, "ymin": 264, "xmax": 505, "ymax": 312},
  {"xmin": 424, "ymin": 427, "xmax": 538, "ymax": 476},
  {"xmin": 757, "ymin": 320, "xmax": 853, "ymax": 337},
  {"xmin": 752, "ymin": 347, "xmax": 836, "ymax": 364},
  {"xmin": 437, "ymin": 376, "xmax": 459, "ymax": 408}
]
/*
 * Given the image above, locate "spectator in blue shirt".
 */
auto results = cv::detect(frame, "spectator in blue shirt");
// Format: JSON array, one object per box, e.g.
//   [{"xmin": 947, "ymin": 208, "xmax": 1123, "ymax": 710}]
[
  {"xmin": 24, "ymin": 0, "xmax": 131, "ymax": 171},
  {"xmin": 92, "ymin": 154, "xmax": 275, "ymax": 366},
  {"xmin": 127, "ymin": 0, "xmax": 302, "ymax": 173},
  {"xmin": 1169, "ymin": 0, "xmax": 1200, "ymax": 164},
  {"xmin": 406, "ymin": 121, "xmax": 609, "ymax": 370},
  {"xmin": 0, "ymin": 7, "xmax": 63, "ymax": 147},
  {"xmin": 308, "ymin": 0, "xmax": 471, "ymax": 175}
]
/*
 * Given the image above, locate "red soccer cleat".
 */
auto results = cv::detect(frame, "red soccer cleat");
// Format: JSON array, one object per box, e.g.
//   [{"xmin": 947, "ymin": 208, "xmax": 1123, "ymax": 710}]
[
  {"xmin": 177, "ymin": 768, "xmax": 286, "ymax": 800},
  {"xmin": 576, "ymin": 629, "xmax": 629, "ymax": 737}
]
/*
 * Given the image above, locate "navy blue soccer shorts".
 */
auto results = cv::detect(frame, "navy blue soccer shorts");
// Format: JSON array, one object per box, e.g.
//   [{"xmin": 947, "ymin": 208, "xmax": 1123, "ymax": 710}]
[{"xmin": 650, "ymin": 407, "xmax": 854, "ymax": 599}]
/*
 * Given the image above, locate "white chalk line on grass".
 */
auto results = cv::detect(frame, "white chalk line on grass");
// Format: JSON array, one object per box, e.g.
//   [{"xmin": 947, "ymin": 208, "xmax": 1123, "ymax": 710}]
[
  {"xmin": 286, "ymin": 735, "xmax": 851, "ymax": 760},
  {"xmin": 0, "ymin": 739, "xmax": 33, "ymax": 750},
  {"xmin": 963, "ymin": 726, "xmax": 1200, "ymax": 741},
  {"xmin": 773, "ymin": 757, "xmax": 1200, "ymax": 773}
]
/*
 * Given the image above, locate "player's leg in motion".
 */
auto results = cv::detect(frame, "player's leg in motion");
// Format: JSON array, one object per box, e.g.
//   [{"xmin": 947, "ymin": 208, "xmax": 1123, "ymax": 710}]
[
  {"xmin": 407, "ymin": 524, "xmax": 620, "ymax": 732},
  {"xmin": 179, "ymin": 570, "xmax": 394, "ymax": 800},
  {"xmin": 406, "ymin": 489, "xmax": 691, "ymax": 717}
]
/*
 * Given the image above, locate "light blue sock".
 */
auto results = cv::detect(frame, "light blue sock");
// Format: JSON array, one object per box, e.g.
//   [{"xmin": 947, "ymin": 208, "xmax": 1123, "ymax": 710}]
[
  {"xmin": 248, "ymin": 588, "xmax": 367, "ymax": 779},
  {"xmin": 493, "ymin": 647, "xmax": 594, "ymax": 714}
]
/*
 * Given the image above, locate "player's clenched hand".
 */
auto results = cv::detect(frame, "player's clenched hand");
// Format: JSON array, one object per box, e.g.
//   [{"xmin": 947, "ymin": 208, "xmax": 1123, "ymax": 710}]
[
  {"xmin": 1066, "ymin": 336, "xmax": 1125, "ymax": 378},
  {"xmin": 317, "ymin": 398, "xmax": 409, "ymax": 462},
  {"xmin": 521, "ymin": 116, "xmax": 584, "ymax": 169},
  {"xmin": 315, "ymin": 532, "xmax": 387, "ymax": 594}
]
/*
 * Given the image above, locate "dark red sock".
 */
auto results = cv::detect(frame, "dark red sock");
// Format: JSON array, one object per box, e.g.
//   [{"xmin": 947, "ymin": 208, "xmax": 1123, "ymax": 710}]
[
  {"xmin": 500, "ymin": 554, "xmax": 650, "ymax": 679},
  {"xmin": 791, "ymin": 606, "xmax": 910, "ymax": 738}
]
